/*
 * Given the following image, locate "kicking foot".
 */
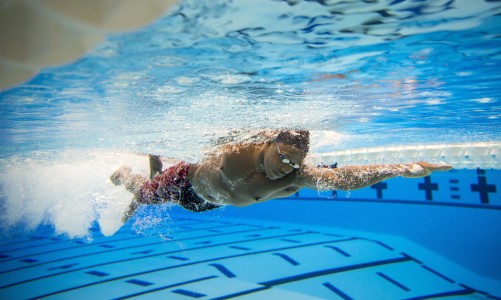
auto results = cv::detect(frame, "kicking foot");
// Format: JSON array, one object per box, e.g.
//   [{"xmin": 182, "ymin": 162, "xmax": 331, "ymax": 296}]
[
  {"xmin": 149, "ymin": 154, "xmax": 163, "ymax": 180},
  {"xmin": 110, "ymin": 167, "xmax": 132, "ymax": 185}
]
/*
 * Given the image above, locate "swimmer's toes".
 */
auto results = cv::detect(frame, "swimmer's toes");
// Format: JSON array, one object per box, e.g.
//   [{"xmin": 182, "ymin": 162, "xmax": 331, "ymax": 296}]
[{"xmin": 110, "ymin": 167, "xmax": 132, "ymax": 185}]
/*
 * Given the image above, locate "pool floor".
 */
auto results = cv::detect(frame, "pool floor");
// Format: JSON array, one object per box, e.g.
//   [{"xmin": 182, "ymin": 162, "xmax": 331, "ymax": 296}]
[{"xmin": 0, "ymin": 217, "xmax": 496, "ymax": 299}]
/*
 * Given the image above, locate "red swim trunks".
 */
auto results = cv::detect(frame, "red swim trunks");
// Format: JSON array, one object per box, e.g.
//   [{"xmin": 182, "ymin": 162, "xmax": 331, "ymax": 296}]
[{"xmin": 138, "ymin": 162, "xmax": 221, "ymax": 212}]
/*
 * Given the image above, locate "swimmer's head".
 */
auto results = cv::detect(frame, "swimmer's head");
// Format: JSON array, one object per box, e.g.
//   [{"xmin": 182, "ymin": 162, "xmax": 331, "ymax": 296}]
[
  {"xmin": 263, "ymin": 130, "xmax": 309, "ymax": 180},
  {"xmin": 274, "ymin": 130, "xmax": 310, "ymax": 154}
]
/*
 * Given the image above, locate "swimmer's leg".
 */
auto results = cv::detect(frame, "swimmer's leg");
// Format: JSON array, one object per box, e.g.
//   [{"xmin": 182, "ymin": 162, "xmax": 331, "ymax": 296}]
[
  {"xmin": 122, "ymin": 200, "xmax": 140, "ymax": 223},
  {"xmin": 110, "ymin": 167, "xmax": 148, "ymax": 195},
  {"xmin": 110, "ymin": 166, "xmax": 131, "ymax": 185},
  {"xmin": 111, "ymin": 167, "xmax": 148, "ymax": 222}
]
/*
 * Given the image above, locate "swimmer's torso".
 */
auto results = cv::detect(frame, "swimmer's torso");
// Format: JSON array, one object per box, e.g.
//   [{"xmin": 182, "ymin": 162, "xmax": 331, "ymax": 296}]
[{"xmin": 188, "ymin": 143, "xmax": 302, "ymax": 206}]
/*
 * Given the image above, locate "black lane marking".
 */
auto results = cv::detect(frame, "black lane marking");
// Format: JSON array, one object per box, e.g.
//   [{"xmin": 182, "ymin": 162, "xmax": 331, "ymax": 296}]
[
  {"xmin": 245, "ymin": 234, "xmax": 260, "ymax": 238},
  {"xmin": 0, "ymin": 237, "xmax": 42, "ymax": 249},
  {"xmin": 209, "ymin": 263, "xmax": 236, "ymax": 278},
  {"xmin": 29, "ymin": 237, "xmax": 356, "ymax": 299},
  {"xmin": 400, "ymin": 252, "xmax": 421, "ymax": 264},
  {"xmin": 0, "ymin": 221, "xmax": 156, "ymax": 254},
  {"xmin": 131, "ymin": 250, "xmax": 154, "ymax": 255},
  {"xmin": 167, "ymin": 256, "xmax": 190, "ymax": 261},
  {"xmin": 125, "ymin": 279, "xmax": 154, "ymax": 286},
  {"xmin": 323, "ymin": 233, "xmax": 344, "ymax": 238},
  {"xmin": 421, "ymin": 265, "xmax": 454, "ymax": 283},
  {"xmin": 0, "ymin": 226, "xmax": 273, "ymax": 289},
  {"xmin": 0, "ymin": 230, "xmax": 322, "ymax": 291},
  {"xmin": 216, "ymin": 257, "xmax": 411, "ymax": 299},
  {"xmin": 46, "ymin": 263, "xmax": 79, "ymax": 271},
  {"xmin": 373, "ymin": 241, "xmax": 394, "ymax": 251},
  {"xmin": 0, "ymin": 227, "xmax": 274, "ymax": 289},
  {"xmin": 211, "ymin": 286, "xmax": 270, "ymax": 300},
  {"xmin": 323, "ymin": 282, "xmax": 353, "ymax": 300},
  {"xmin": 175, "ymin": 223, "xmax": 242, "ymax": 233},
  {"xmin": 0, "ymin": 221, "xmax": 234, "ymax": 263},
  {"xmin": 280, "ymin": 239, "xmax": 301, "ymax": 243},
  {"xmin": 86, "ymin": 271, "xmax": 109, "ymax": 277},
  {"xmin": 260, "ymin": 256, "xmax": 410, "ymax": 286},
  {"xmin": 273, "ymin": 253, "xmax": 300, "ymax": 266},
  {"xmin": 194, "ymin": 241, "xmax": 212, "ymax": 245},
  {"xmin": 111, "ymin": 276, "xmax": 217, "ymax": 300},
  {"xmin": 228, "ymin": 246, "xmax": 250, "ymax": 251},
  {"xmin": 404, "ymin": 287, "xmax": 476, "ymax": 300},
  {"xmin": 418, "ymin": 177, "xmax": 439, "ymax": 201},
  {"xmin": 278, "ymin": 197, "xmax": 501, "ymax": 210},
  {"xmin": 371, "ymin": 182, "xmax": 388, "ymax": 199},
  {"xmin": 325, "ymin": 246, "xmax": 351, "ymax": 257},
  {"xmin": 171, "ymin": 289, "xmax": 206, "ymax": 298},
  {"xmin": 377, "ymin": 272, "xmax": 410, "ymax": 291},
  {"xmin": 471, "ymin": 176, "xmax": 497, "ymax": 204},
  {"xmin": 0, "ymin": 240, "xmax": 68, "ymax": 255},
  {"xmin": 0, "ymin": 224, "xmax": 256, "ymax": 276}
]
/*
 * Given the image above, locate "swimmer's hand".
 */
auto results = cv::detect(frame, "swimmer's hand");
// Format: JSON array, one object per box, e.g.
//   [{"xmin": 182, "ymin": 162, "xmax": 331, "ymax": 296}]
[{"xmin": 402, "ymin": 161, "xmax": 453, "ymax": 178}]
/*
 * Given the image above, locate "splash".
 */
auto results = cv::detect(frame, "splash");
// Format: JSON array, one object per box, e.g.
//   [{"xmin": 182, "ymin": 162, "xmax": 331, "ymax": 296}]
[{"xmin": 0, "ymin": 151, "xmax": 152, "ymax": 238}]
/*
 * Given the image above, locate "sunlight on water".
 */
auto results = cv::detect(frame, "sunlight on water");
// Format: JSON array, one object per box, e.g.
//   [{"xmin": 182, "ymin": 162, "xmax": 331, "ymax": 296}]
[
  {"xmin": 0, "ymin": 0, "xmax": 500, "ymax": 237},
  {"xmin": 1, "ymin": 0, "xmax": 499, "ymax": 157}
]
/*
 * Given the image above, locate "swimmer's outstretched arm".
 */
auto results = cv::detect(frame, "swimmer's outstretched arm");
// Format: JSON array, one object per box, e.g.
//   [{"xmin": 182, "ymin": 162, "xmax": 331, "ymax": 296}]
[{"xmin": 299, "ymin": 161, "xmax": 452, "ymax": 191}]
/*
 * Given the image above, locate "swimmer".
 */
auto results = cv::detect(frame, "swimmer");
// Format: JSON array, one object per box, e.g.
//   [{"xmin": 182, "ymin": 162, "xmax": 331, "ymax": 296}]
[{"xmin": 111, "ymin": 130, "xmax": 452, "ymax": 221}]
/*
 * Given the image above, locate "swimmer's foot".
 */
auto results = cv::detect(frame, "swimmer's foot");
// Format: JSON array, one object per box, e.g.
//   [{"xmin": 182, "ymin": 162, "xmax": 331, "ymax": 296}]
[
  {"xmin": 110, "ymin": 167, "xmax": 132, "ymax": 185},
  {"xmin": 122, "ymin": 199, "xmax": 140, "ymax": 223},
  {"xmin": 149, "ymin": 154, "xmax": 163, "ymax": 180}
]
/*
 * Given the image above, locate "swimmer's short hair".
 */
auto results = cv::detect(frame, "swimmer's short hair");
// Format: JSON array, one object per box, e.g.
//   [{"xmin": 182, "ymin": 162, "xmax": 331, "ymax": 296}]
[{"xmin": 275, "ymin": 130, "xmax": 310, "ymax": 153}]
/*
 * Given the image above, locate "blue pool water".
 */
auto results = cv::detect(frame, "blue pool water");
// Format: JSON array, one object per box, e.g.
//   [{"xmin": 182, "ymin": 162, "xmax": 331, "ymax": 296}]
[{"xmin": 1, "ymin": 0, "xmax": 500, "ymax": 299}]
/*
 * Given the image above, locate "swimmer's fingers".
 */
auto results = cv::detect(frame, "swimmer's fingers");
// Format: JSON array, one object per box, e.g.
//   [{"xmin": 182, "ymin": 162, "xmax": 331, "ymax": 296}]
[
  {"xmin": 403, "ymin": 161, "xmax": 452, "ymax": 178},
  {"xmin": 416, "ymin": 161, "xmax": 453, "ymax": 171}
]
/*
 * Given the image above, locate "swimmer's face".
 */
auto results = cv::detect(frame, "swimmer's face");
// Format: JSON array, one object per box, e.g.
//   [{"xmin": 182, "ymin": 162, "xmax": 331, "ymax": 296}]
[{"xmin": 264, "ymin": 142, "xmax": 307, "ymax": 180}]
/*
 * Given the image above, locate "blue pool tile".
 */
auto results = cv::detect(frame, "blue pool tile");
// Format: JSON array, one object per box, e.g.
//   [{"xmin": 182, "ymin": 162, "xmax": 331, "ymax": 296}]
[{"xmin": 0, "ymin": 218, "xmax": 497, "ymax": 299}]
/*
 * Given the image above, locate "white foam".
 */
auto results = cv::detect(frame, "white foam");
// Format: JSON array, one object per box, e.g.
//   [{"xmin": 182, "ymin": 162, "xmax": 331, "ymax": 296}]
[{"xmin": 0, "ymin": 151, "xmax": 151, "ymax": 237}]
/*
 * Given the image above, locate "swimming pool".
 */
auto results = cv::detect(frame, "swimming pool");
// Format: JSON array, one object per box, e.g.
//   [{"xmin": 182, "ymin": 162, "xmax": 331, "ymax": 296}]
[{"xmin": 1, "ymin": 0, "xmax": 500, "ymax": 298}]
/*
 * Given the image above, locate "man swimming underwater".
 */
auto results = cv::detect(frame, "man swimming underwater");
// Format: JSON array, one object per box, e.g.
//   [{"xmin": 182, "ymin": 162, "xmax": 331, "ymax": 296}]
[{"xmin": 111, "ymin": 130, "xmax": 452, "ymax": 220}]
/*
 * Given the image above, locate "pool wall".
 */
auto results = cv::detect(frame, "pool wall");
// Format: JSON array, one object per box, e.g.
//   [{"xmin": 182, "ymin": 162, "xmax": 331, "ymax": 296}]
[{"xmin": 219, "ymin": 168, "xmax": 501, "ymax": 290}]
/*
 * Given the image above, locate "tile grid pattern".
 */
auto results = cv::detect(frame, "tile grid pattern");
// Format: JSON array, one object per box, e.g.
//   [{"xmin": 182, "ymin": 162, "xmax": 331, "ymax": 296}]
[
  {"xmin": 289, "ymin": 169, "xmax": 500, "ymax": 209},
  {"xmin": 0, "ymin": 218, "xmax": 496, "ymax": 299}
]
